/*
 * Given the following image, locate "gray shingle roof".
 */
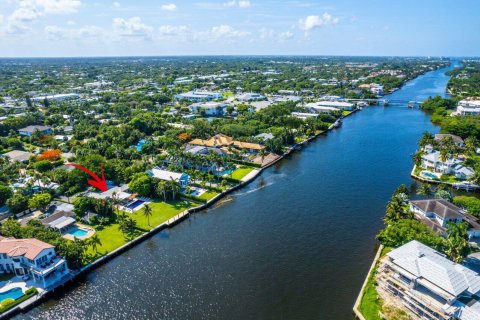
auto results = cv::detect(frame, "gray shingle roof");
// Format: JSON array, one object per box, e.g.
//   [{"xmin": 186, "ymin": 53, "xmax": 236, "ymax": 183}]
[
  {"xmin": 388, "ymin": 240, "xmax": 480, "ymax": 296},
  {"xmin": 411, "ymin": 199, "xmax": 464, "ymax": 219}
]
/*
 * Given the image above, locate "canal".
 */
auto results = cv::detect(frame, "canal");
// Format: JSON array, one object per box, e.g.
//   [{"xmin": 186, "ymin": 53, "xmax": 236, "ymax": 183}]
[{"xmin": 19, "ymin": 62, "xmax": 459, "ymax": 320}]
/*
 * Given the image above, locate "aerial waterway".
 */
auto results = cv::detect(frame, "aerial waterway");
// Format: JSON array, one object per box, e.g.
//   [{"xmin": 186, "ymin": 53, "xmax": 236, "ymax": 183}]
[{"xmin": 19, "ymin": 61, "xmax": 460, "ymax": 320}]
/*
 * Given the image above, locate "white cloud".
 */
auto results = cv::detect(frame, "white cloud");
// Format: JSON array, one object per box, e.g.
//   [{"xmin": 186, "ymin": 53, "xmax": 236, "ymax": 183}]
[
  {"xmin": 223, "ymin": 0, "xmax": 250, "ymax": 8},
  {"xmin": 112, "ymin": 17, "xmax": 153, "ymax": 39},
  {"xmin": 113, "ymin": 2, "xmax": 120, "ymax": 8},
  {"xmin": 238, "ymin": 0, "xmax": 250, "ymax": 8},
  {"xmin": 258, "ymin": 28, "xmax": 293, "ymax": 42},
  {"xmin": 211, "ymin": 25, "xmax": 250, "ymax": 38},
  {"xmin": 44, "ymin": 24, "xmax": 104, "ymax": 39},
  {"xmin": 223, "ymin": 0, "xmax": 236, "ymax": 7},
  {"xmin": 278, "ymin": 31, "xmax": 293, "ymax": 41},
  {"xmin": 298, "ymin": 13, "xmax": 339, "ymax": 31},
  {"xmin": 161, "ymin": 3, "xmax": 177, "ymax": 11},
  {"xmin": 159, "ymin": 25, "xmax": 187, "ymax": 36},
  {"xmin": 35, "ymin": 0, "xmax": 82, "ymax": 14},
  {"xmin": 4, "ymin": 0, "xmax": 81, "ymax": 34}
]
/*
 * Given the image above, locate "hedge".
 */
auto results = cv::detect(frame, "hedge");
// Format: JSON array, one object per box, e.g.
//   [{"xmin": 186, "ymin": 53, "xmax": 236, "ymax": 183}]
[{"xmin": 0, "ymin": 287, "xmax": 38, "ymax": 314}]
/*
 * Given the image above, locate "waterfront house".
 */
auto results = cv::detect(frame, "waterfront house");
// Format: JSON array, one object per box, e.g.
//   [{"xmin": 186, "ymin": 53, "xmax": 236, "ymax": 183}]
[
  {"xmin": 2, "ymin": 150, "xmax": 33, "ymax": 163},
  {"xmin": 410, "ymin": 199, "xmax": 480, "ymax": 238},
  {"xmin": 148, "ymin": 167, "xmax": 190, "ymax": 189},
  {"xmin": 189, "ymin": 134, "xmax": 264, "ymax": 154},
  {"xmin": 0, "ymin": 237, "xmax": 69, "ymax": 288},
  {"xmin": 188, "ymin": 101, "xmax": 229, "ymax": 116},
  {"xmin": 434, "ymin": 134, "xmax": 465, "ymax": 148},
  {"xmin": 455, "ymin": 166, "xmax": 476, "ymax": 181},
  {"xmin": 455, "ymin": 99, "xmax": 480, "ymax": 116},
  {"xmin": 175, "ymin": 90, "xmax": 223, "ymax": 102},
  {"xmin": 420, "ymin": 151, "xmax": 462, "ymax": 174},
  {"xmin": 377, "ymin": 240, "xmax": 480, "ymax": 320},
  {"xmin": 18, "ymin": 125, "xmax": 52, "ymax": 137}
]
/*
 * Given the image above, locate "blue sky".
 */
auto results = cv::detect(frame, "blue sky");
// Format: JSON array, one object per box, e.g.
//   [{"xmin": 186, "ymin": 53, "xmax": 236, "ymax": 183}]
[{"xmin": 0, "ymin": 0, "xmax": 479, "ymax": 57}]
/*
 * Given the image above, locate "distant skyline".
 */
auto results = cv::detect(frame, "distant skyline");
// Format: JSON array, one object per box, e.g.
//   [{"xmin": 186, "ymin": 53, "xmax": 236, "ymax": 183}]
[{"xmin": 0, "ymin": 0, "xmax": 479, "ymax": 57}]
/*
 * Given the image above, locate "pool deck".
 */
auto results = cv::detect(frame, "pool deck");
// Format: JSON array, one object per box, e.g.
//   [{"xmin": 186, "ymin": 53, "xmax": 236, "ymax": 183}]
[{"xmin": 62, "ymin": 224, "xmax": 95, "ymax": 241}]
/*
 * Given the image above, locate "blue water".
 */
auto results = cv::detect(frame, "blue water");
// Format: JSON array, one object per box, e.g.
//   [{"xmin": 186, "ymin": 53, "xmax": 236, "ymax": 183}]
[
  {"xmin": 136, "ymin": 139, "xmax": 147, "ymax": 152},
  {"xmin": 0, "ymin": 288, "xmax": 24, "ymax": 302},
  {"xmin": 19, "ymin": 62, "xmax": 459, "ymax": 320},
  {"xmin": 67, "ymin": 227, "xmax": 88, "ymax": 237},
  {"xmin": 125, "ymin": 200, "xmax": 145, "ymax": 209},
  {"xmin": 215, "ymin": 168, "xmax": 234, "ymax": 176}
]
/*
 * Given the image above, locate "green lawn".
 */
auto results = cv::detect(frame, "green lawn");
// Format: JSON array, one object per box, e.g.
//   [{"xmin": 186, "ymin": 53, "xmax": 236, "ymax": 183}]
[
  {"xmin": 358, "ymin": 247, "xmax": 390, "ymax": 320},
  {"xmin": 231, "ymin": 166, "xmax": 255, "ymax": 181},
  {"xmin": 440, "ymin": 174, "xmax": 460, "ymax": 183},
  {"xmin": 359, "ymin": 271, "xmax": 382, "ymax": 320},
  {"xmin": 342, "ymin": 110, "xmax": 353, "ymax": 116},
  {"xmin": 85, "ymin": 199, "xmax": 195, "ymax": 260},
  {"xmin": 198, "ymin": 191, "xmax": 219, "ymax": 201}
]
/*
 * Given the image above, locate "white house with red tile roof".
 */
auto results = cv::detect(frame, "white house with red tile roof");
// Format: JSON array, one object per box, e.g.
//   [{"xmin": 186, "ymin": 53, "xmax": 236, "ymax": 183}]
[{"xmin": 0, "ymin": 237, "xmax": 69, "ymax": 288}]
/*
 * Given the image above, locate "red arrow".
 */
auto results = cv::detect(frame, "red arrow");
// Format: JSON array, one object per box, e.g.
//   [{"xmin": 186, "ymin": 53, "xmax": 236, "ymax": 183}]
[{"xmin": 66, "ymin": 163, "xmax": 108, "ymax": 192}]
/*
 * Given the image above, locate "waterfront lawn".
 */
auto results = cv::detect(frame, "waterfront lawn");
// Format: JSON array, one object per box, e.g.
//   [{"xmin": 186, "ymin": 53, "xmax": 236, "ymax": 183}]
[
  {"xmin": 440, "ymin": 174, "xmax": 459, "ymax": 183},
  {"xmin": 342, "ymin": 110, "xmax": 352, "ymax": 116},
  {"xmin": 132, "ymin": 200, "xmax": 194, "ymax": 231},
  {"xmin": 359, "ymin": 271, "xmax": 382, "ymax": 320},
  {"xmin": 198, "ymin": 191, "xmax": 218, "ymax": 201},
  {"xmin": 85, "ymin": 200, "xmax": 195, "ymax": 259},
  {"xmin": 231, "ymin": 166, "xmax": 254, "ymax": 181},
  {"xmin": 358, "ymin": 247, "xmax": 391, "ymax": 320}
]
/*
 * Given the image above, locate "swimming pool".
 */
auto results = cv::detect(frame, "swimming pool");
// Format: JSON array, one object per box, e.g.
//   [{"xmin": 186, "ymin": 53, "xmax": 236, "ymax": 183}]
[
  {"xmin": 215, "ymin": 168, "xmax": 234, "ymax": 176},
  {"xmin": 136, "ymin": 139, "xmax": 147, "ymax": 152},
  {"xmin": 67, "ymin": 227, "xmax": 88, "ymax": 237},
  {"xmin": 124, "ymin": 199, "xmax": 145, "ymax": 210},
  {"xmin": 0, "ymin": 287, "xmax": 24, "ymax": 302},
  {"xmin": 421, "ymin": 171, "xmax": 439, "ymax": 180}
]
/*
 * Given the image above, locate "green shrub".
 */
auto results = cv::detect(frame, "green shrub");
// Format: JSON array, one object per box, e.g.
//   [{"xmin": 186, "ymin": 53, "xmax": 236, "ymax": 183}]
[
  {"xmin": 1, "ymin": 298, "xmax": 14, "ymax": 308},
  {"xmin": 25, "ymin": 287, "xmax": 37, "ymax": 295},
  {"xmin": 453, "ymin": 196, "xmax": 480, "ymax": 218}
]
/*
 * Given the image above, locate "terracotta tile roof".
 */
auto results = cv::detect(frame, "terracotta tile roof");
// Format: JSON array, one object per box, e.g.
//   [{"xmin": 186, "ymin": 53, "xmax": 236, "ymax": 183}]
[
  {"xmin": 189, "ymin": 134, "xmax": 264, "ymax": 150},
  {"xmin": 0, "ymin": 237, "xmax": 54, "ymax": 260}
]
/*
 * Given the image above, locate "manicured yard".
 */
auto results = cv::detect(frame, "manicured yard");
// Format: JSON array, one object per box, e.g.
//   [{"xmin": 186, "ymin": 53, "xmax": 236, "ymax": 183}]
[
  {"xmin": 440, "ymin": 174, "xmax": 460, "ymax": 183},
  {"xmin": 342, "ymin": 110, "xmax": 353, "ymax": 116},
  {"xmin": 198, "ymin": 190, "xmax": 218, "ymax": 201},
  {"xmin": 359, "ymin": 271, "xmax": 382, "ymax": 320},
  {"xmin": 132, "ymin": 200, "xmax": 194, "ymax": 231},
  {"xmin": 85, "ymin": 199, "xmax": 195, "ymax": 259},
  {"xmin": 358, "ymin": 247, "xmax": 390, "ymax": 320},
  {"xmin": 231, "ymin": 166, "xmax": 255, "ymax": 181}
]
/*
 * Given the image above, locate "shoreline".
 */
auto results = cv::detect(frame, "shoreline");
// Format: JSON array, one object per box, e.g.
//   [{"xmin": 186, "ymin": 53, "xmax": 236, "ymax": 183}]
[
  {"xmin": 4, "ymin": 106, "xmax": 360, "ymax": 319},
  {"xmin": 352, "ymin": 244, "xmax": 384, "ymax": 320}
]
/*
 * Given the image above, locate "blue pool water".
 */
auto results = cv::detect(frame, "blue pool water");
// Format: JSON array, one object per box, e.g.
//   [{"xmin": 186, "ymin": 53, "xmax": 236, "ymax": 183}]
[
  {"xmin": 0, "ymin": 288, "xmax": 24, "ymax": 302},
  {"xmin": 136, "ymin": 139, "xmax": 147, "ymax": 152},
  {"xmin": 67, "ymin": 227, "xmax": 88, "ymax": 237},
  {"xmin": 125, "ymin": 199, "xmax": 145, "ymax": 210},
  {"xmin": 421, "ymin": 171, "xmax": 439, "ymax": 180},
  {"xmin": 216, "ymin": 168, "xmax": 234, "ymax": 176}
]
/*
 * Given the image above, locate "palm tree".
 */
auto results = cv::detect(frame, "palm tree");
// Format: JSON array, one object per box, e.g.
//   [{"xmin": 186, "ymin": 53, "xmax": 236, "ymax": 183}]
[
  {"xmin": 89, "ymin": 234, "xmax": 102, "ymax": 254},
  {"xmin": 143, "ymin": 204, "xmax": 153, "ymax": 226},
  {"xmin": 156, "ymin": 181, "xmax": 167, "ymax": 202},
  {"xmin": 169, "ymin": 179, "xmax": 180, "ymax": 200},
  {"xmin": 417, "ymin": 183, "xmax": 432, "ymax": 197}
]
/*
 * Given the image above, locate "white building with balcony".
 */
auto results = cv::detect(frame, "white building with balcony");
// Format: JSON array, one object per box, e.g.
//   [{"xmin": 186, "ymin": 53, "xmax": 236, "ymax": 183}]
[
  {"xmin": 456, "ymin": 99, "xmax": 480, "ymax": 116},
  {"xmin": 0, "ymin": 237, "xmax": 69, "ymax": 289}
]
